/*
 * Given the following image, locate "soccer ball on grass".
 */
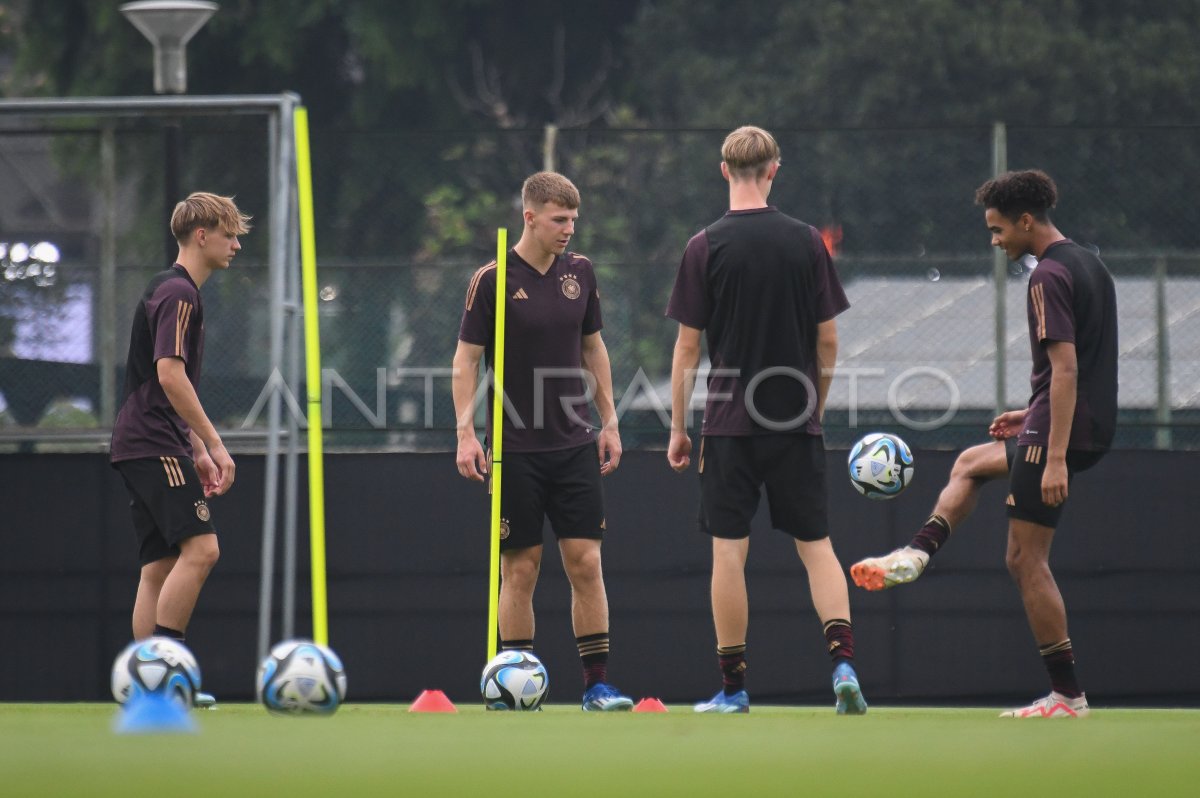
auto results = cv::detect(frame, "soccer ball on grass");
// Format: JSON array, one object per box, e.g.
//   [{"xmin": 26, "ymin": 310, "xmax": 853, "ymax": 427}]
[
  {"xmin": 481, "ymin": 650, "xmax": 549, "ymax": 711},
  {"xmin": 257, "ymin": 639, "xmax": 347, "ymax": 716},
  {"xmin": 111, "ymin": 636, "xmax": 201, "ymax": 709}
]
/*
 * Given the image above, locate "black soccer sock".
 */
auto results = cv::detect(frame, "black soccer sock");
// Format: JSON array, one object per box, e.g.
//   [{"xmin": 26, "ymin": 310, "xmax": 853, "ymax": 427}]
[
  {"xmin": 823, "ymin": 619, "xmax": 855, "ymax": 664},
  {"xmin": 500, "ymin": 638, "xmax": 535, "ymax": 652},
  {"xmin": 153, "ymin": 624, "xmax": 185, "ymax": 641},
  {"xmin": 577, "ymin": 632, "xmax": 610, "ymax": 690},
  {"xmin": 910, "ymin": 514, "xmax": 952, "ymax": 557},
  {"xmin": 1039, "ymin": 638, "xmax": 1082, "ymax": 698},
  {"xmin": 718, "ymin": 643, "xmax": 747, "ymax": 696}
]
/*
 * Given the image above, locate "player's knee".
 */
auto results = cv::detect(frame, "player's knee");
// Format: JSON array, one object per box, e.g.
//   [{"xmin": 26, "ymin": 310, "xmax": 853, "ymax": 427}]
[
  {"xmin": 1004, "ymin": 548, "xmax": 1021, "ymax": 580},
  {"xmin": 954, "ymin": 442, "xmax": 1005, "ymax": 481},
  {"xmin": 502, "ymin": 555, "xmax": 541, "ymax": 589},
  {"xmin": 140, "ymin": 558, "xmax": 176, "ymax": 587},
  {"xmin": 1005, "ymin": 545, "xmax": 1039, "ymax": 584},
  {"xmin": 182, "ymin": 535, "xmax": 220, "ymax": 572},
  {"xmin": 563, "ymin": 546, "xmax": 602, "ymax": 582}
]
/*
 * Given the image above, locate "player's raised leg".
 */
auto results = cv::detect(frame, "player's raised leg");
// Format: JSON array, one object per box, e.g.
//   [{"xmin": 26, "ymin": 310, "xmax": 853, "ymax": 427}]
[{"xmin": 851, "ymin": 440, "xmax": 1010, "ymax": 591}]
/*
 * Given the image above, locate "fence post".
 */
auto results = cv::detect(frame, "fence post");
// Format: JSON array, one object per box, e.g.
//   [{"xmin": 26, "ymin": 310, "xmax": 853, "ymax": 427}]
[
  {"xmin": 991, "ymin": 122, "xmax": 1008, "ymax": 416},
  {"xmin": 99, "ymin": 123, "xmax": 117, "ymax": 426},
  {"xmin": 1155, "ymin": 255, "xmax": 1172, "ymax": 449}
]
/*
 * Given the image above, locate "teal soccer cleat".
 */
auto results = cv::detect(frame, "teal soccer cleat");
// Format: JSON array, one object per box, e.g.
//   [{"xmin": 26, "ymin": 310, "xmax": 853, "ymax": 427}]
[{"xmin": 833, "ymin": 662, "xmax": 868, "ymax": 715}]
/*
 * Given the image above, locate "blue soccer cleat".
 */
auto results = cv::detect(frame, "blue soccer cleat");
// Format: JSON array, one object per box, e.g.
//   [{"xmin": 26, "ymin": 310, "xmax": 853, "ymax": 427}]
[
  {"xmin": 693, "ymin": 689, "xmax": 750, "ymax": 713},
  {"xmin": 193, "ymin": 691, "xmax": 217, "ymax": 709},
  {"xmin": 581, "ymin": 682, "xmax": 634, "ymax": 711},
  {"xmin": 833, "ymin": 661, "xmax": 868, "ymax": 715}
]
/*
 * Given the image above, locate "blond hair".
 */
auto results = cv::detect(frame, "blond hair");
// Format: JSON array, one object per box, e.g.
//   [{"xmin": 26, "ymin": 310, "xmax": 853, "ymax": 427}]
[
  {"xmin": 721, "ymin": 126, "xmax": 781, "ymax": 179},
  {"xmin": 171, "ymin": 192, "xmax": 252, "ymax": 242},
  {"xmin": 521, "ymin": 171, "xmax": 580, "ymax": 210}
]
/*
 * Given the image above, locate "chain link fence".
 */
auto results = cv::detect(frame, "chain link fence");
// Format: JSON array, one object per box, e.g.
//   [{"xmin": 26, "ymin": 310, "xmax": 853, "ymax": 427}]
[{"xmin": 2, "ymin": 121, "xmax": 1198, "ymax": 452}]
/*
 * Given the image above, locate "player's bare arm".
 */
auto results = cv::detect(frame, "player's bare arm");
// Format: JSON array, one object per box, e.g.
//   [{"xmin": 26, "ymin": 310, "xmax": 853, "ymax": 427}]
[
  {"xmin": 1043, "ymin": 340, "xmax": 1078, "ymax": 506},
  {"xmin": 668, "ymin": 324, "xmax": 703, "ymax": 472},
  {"xmin": 452, "ymin": 340, "xmax": 488, "ymax": 482},
  {"xmin": 157, "ymin": 356, "xmax": 234, "ymax": 495},
  {"xmin": 815, "ymin": 319, "xmax": 838, "ymax": 422},
  {"xmin": 581, "ymin": 331, "xmax": 621, "ymax": 475}
]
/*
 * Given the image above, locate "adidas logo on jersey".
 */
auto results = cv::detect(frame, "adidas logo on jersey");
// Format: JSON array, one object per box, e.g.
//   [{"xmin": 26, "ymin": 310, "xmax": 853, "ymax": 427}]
[{"xmin": 512, "ymin": 288, "xmax": 529, "ymax": 300}]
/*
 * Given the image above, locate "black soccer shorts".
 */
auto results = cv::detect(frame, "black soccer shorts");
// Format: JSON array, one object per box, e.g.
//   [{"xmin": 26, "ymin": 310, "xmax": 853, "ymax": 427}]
[
  {"xmin": 1004, "ymin": 438, "xmax": 1105, "ymax": 529},
  {"xmin": 698, "ymin": 434, "xmax": 829, "ymax": 541},
  {"xmin": 490, "ymin": 442, "xmax": 606, "ymax": 551},
  {"xmin": 115, "ymin": 456, "xmax": 216, "ymax": 565}
]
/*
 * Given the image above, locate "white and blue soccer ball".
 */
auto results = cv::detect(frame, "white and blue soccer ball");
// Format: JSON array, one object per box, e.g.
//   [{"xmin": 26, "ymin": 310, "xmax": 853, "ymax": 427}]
[
  {"xmin": 111, "ymin": 636, "xmax": 202, "ymax": 709},
  {"xmin": 257, "ymin": 639, "xmax": 347, "ymax": 716},
  {"xmin": 848, "ymin": 432, "xmax": 915, "ymax": 499},
  {"xmin": 481, "ymin": 650, "xmax": 549, "ymax": 711}
]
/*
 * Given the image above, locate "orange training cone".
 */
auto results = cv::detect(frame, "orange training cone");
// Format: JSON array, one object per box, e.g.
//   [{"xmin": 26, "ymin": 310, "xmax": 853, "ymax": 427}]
[
  {"xmin": 409, "ymin": 690, "xmax": 458, "ymax": 713},
  {"xmin": 633, "ymin": 697, "xmax": 669, "ymax": 713}
]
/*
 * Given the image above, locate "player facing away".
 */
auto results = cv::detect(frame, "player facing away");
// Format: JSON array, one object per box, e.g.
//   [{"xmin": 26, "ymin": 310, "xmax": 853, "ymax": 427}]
[
  {"xmin": 666, "ymin": 126, "xmax": 867, "ymax": 714},
  {"xmin": 110, "ymin": 192, "xmax": 250, "ymax": 708},
  {"xmin": 851, "ymin": 170, "xmax": 1118, "ymax": 718},
  {"xmin": 453, "ymin": 171, "xmax": 634, "ymax": 711}
]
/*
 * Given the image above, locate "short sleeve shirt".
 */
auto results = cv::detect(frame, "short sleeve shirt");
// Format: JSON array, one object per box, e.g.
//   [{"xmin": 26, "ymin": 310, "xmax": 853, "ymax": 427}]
[
  {"xmin": 458, "ymin": 250, "xmax": 602, "ymax": 452},
  {"xmin": 1020, "ymin": 239, "xmax": 1118, "ymax": 451},
  {"xmin": 666, "ymin": 208, "xmax": 849, "ymax": 435},
  {"xmin": 110, "ymin": 265, "xmax": 205, "ymax": 462}
]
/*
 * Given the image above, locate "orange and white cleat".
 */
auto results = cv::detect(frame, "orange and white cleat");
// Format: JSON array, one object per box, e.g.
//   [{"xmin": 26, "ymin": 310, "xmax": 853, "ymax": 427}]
[
  {"xmin": 999, "ymin": 691, "xmax": 1090, "ymax": 718},
  {"xmin": 850, "ymin": 546, "xmax": 930, "ymax": 591}
]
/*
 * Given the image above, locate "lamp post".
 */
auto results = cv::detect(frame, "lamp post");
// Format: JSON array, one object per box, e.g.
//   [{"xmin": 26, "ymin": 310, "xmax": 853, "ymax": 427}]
[{"xmin": 119, "ymin": 1, "xmax": 217, "ymax": 258}]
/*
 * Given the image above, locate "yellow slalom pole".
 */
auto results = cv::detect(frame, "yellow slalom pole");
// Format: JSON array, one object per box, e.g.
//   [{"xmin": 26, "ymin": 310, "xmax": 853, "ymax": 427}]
[
  {"xmin": 294, "ymin": 106, "xmax": 329, "ymax": 646},
  {"xmin": 486, "ymin": 229, "xmax": 508, "ymax": 661}
]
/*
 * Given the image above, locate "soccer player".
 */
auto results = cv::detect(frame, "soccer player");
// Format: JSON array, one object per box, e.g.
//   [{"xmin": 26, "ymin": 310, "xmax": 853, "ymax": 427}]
[
  {"xmin": 851, "ymin": 170, "xmax": 1118, "ymax": 718},
  {"xmin": 452, "ymin": 171, "xmax": 634, "ymax": 711},
  {"xmin": 110, "ymin": 192, "xmax": 250, "ymax": 708},
  {"xmin": 666, "ymin": 126, "xmax": 866, "ymax": 715}
]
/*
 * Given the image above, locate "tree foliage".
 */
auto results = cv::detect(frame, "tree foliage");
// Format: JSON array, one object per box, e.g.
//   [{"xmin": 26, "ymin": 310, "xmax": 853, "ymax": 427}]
[{"xmin": 3, "ymin": 0, "xmax": 1200, "ymax": 396}]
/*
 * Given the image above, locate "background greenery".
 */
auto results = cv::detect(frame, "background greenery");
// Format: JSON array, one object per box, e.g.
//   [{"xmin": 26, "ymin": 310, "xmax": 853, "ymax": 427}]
[{"xmin": 2, "ymin": 1, "xmax": 1198, "ymax": 444}]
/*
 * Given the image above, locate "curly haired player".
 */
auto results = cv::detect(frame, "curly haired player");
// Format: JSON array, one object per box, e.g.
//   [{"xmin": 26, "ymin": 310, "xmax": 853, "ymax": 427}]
[{"xmin": 851, "ymin": 170, "xmax": 1118, "ymax": 718}]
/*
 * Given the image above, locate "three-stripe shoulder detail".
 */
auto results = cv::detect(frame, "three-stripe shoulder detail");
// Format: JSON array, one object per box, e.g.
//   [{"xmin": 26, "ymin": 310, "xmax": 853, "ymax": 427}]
[{"xmin": 465, "ymin": 261, "xmax": 497, "ymax": 311}]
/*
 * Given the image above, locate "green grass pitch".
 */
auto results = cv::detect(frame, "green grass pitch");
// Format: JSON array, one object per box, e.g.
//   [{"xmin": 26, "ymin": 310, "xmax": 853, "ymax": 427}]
[{"xmin": 2, "ymin": 703, "xmax": 1197, "ymax": 797}]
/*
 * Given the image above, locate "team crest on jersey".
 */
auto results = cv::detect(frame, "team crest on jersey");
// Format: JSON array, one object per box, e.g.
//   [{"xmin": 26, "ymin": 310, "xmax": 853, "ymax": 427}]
[
  {"xmin": 560, "ymin": 274, "xmax": 581, "ymax": 300},
  {"xmin": 195, "ymin": 500, "xmax": 211, "ymax": 522},
  {"xmin": 499, "ymin": 518, "xmax": 511, "ymax": 540}
]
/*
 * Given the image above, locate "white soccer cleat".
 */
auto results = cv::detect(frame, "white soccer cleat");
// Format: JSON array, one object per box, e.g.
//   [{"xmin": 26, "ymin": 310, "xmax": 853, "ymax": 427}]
[
  {"xmin": 850, "ymin": 546, "xmax": 930, "ymax": 591},
  {"xmin": 999, "ymin": 691, "xmax": 1090, "ymax": 718}
]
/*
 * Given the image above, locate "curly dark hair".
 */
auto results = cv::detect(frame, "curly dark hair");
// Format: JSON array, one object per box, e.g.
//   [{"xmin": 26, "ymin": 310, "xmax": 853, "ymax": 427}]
[{"xmin": 974, "ymin": 170, "xmax": 1058, "ymax": 222}]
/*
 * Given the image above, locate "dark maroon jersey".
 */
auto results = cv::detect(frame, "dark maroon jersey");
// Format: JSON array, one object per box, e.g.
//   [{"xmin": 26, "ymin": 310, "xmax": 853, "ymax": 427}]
[
  {"xmin": 458, "ymin": 249, "xmax": 603, "ymax": 452},
  {"xmin": 110, "ymin": 265, "xmax": 205, "ymax": 462},
  {"xmin": 1019, "ymin": 239, "xmax": 1118, "ymax": 451},
  {"xmin": 666, "ymin": 207, "xmax": 850, "ymax": 435}
]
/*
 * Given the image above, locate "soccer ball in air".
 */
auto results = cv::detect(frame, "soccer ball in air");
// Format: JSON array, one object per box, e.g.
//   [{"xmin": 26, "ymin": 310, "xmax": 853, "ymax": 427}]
[
  {"xmin": 111, "ymin": 636, "xmax": 202, "ymax": 709},
  {"xmin": 481, "ymin": 650, "xmax": 549, "ymax": 711},
  {"xmin": 257, "ymin": 639, "xmax": 348, "ymax": 716},
  {"xmin": 848, "ymin": 432, "xmax": 914, "ymax": 499}
]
